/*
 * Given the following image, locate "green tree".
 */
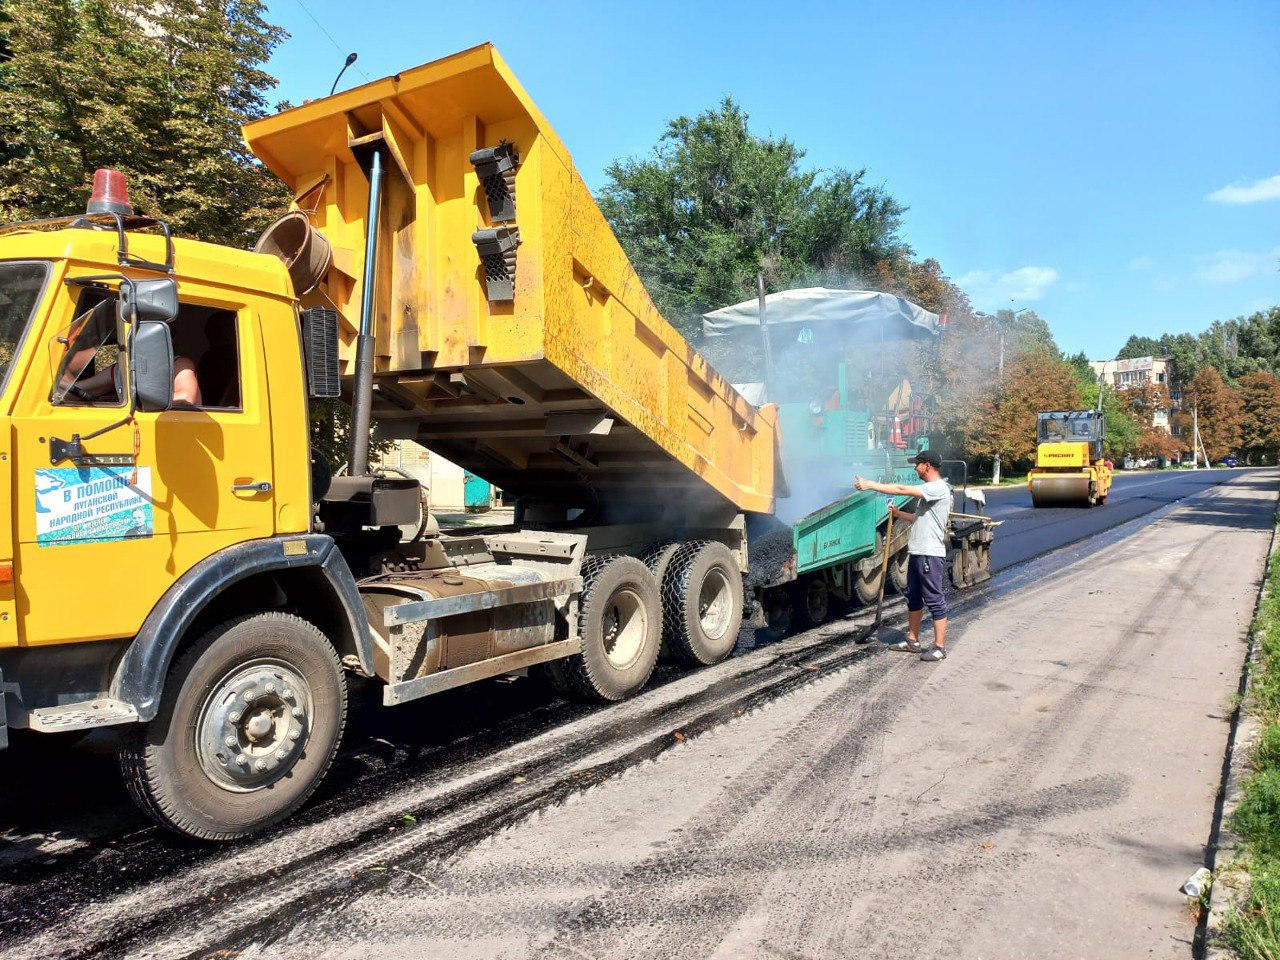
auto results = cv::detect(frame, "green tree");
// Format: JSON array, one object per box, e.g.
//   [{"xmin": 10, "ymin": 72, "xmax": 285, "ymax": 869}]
[
  {"xmin": 0, "ymin": 0, "xmax": 16, "ymax": 170},
  {"xmin": 597, "ymin": 98, "xmax": 910, "ymax": 341},
  {"xmin": 992, "ymin": 308, "xmax": 1060, "ymax": 358},
  {"xmin": 1160, "ymin": 332, "xmax": 1201, "ymax": 387},
  {"xmin": 0, "ymin": 0, "xmax": 289, "ymax": 246},
  {"xmin": 1116, "ymin": 334, "xmax": 1161, "ymax": 360}
]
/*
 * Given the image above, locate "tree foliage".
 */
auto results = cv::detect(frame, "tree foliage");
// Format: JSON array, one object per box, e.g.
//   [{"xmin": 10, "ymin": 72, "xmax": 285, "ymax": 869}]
[
  {"xmin": 1238, "ymin": 371, "xmax": 1280, "ymax": 464},
  {"xmin": 1116, "ymin": 334, "xmax": 1161, "ymax": 361},
  {"xmin": 1069, "ymin": 359, "xmax": 1140, "ymax": 460},
  {"xmin": 955, "ymin": 347, "xmax": 1084, "ymax": 468},
  {"xmin": 992, "ymin": 308, "xmax": 1061, "ymax": 358},
  {"xmin": 0, "ymin": 0, "xmax": 290, "ymax": 246},
  {"xmin": 1117, "ymin": 307, "xmax": 1280, "ymax": 386},
  {"xmin": 598, "ymin": 98, "xmax": 911, "ymax": 341},
  {"xmin": 1185, "ymin": 367, "xmax": 1244, "ymax": 464},
  {"xmin": 1115, "ymin": 380, "xmax": 1183, "ymax": 461}
]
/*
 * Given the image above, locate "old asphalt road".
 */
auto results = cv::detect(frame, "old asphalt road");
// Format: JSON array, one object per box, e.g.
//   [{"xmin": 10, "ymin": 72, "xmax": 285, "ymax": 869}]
[{"xmin": 0, "ymin": 468, "xmax": 1272, "ymax": 959}]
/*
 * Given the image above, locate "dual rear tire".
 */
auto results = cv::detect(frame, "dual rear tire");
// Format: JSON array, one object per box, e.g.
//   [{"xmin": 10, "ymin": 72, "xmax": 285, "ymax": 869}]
[
  {"xmin": 558, "ymin": 555, "xmax": 663, "ymax": 702},
  {"xmin": 544, "ymin": 541, "xmax": 745, "ymax": 701}
]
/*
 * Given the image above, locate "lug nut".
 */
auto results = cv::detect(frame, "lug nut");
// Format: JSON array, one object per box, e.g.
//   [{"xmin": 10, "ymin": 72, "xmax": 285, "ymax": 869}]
[
  {"xmin": 242, "ymin": 689, "xmax": 256, "ymax": 702},
  {"xmin": 265, "ymin": 683, "xmax": 277, "ymax": 694},
  {"xmin": 229, "ymin": 712, "xmax": 242, "ymax": 723},
  {"xmin": 276, "ymin": 750, "xmax": 289, "ymax": 761},
  {"xmin": 289, "ymin": 728, "xmax": 302, "ymax": 741},
  {"xmin": 224, "ymin": 736, "xmax": 237, "ymax": 747},
  {"xmin": 235, "ymin": 754, "xmax": 248, "ymax": 765},
  {"xmin": 292, "ymin": 706, "xmax": 304, "ymax": 718},
  {"xmin": 282, "ymin": 689, "xmax": 295, "ymax": 701},
  {"xmin": 254, "ymin": 759, "xmax": 268, "ymax": 772}
]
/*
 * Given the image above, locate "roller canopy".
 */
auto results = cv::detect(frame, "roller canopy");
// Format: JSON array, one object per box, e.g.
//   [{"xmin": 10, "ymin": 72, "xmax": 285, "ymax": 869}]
[{"xmin": 702, "ymin": 288, "xmax": 942, "ymax": 341}]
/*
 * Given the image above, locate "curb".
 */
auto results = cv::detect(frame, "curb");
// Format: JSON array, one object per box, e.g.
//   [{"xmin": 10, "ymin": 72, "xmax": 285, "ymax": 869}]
[{"xmin": 1203, "ymin": 501, "xmax": 1280, "ymax": 958}]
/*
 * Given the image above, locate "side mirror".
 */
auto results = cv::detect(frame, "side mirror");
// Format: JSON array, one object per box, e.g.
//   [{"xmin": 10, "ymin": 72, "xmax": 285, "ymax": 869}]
[
  {"xmin": 119, "ymin": 278, "xmax": 178, "ymax": 324},
  {"xmin": 131, "ymin": 321, "xmax": 174, "ymax": 412}
]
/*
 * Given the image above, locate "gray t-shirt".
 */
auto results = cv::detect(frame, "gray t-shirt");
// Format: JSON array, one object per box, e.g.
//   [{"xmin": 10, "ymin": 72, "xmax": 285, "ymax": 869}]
[{"xmin": 907, "ymin": 479, "xmax": 951, "ymax": 558}]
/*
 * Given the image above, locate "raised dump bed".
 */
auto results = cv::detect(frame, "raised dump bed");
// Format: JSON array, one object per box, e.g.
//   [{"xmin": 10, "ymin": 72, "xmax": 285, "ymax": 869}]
[{"xmin": 243, "ymin": 44, "xmax": 777, "ymax": 521}]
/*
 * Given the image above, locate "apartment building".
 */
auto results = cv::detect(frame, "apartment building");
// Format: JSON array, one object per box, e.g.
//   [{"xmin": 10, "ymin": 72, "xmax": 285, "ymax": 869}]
[{"xmin": 1088, "ymin": 356, "xmax": 1181, "ymax": 434}]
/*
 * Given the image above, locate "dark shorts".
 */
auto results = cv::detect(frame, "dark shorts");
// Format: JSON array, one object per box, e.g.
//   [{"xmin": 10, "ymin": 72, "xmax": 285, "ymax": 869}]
[{"xmin": 906, "ymin": 554, "xmax": 948, "ymax": 619}]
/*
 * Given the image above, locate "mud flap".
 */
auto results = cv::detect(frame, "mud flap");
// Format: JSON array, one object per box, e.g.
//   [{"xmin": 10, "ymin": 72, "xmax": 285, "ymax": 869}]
[{"xmin": 0, "ymin": 667, "xmax": 8, "ymax": 750}]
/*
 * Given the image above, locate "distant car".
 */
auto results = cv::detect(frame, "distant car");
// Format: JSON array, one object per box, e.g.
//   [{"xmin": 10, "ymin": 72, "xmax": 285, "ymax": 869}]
[{"xmin": 1218, "ymin": 456, "xmax": 1240, "ymax": 467}]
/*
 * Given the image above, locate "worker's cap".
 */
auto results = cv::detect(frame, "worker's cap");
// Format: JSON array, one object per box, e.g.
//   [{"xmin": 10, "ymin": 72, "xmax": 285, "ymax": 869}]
[{"xmin": 912, "ymin": 450, "xmax": 942, "ymax": 468}]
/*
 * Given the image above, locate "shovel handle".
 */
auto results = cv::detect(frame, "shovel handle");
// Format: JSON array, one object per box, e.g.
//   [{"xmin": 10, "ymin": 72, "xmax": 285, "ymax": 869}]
[{"xmin": 872, "ymin": 509, "xmax": 895, "ymax": 629}]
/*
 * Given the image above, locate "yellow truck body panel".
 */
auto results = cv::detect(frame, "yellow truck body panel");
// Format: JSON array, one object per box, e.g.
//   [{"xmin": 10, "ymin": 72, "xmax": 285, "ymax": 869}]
[{"xmin": 243, "ymin": 43, "xmax": 777, "ymax": 515}]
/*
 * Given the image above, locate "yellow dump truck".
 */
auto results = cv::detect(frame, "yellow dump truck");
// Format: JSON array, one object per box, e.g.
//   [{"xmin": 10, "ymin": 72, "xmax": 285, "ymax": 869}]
[
  {"xmin": 1027, "ymin": 410, "xmax": 1112, "ymax": 507},
  {"xmin": 0, "ymin": 44, "xmax": 779, "ymax": 839}
]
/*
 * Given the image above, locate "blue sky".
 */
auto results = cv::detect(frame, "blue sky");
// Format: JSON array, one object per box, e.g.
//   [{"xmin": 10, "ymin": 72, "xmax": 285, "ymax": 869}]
[{"xmin": 261, "ymin": 0, "xmax": 1279, "ymax": 359}]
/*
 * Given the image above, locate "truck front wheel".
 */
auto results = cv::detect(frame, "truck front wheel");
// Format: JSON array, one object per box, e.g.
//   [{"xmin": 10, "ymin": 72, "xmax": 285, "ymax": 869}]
[{"xmin": 119, "ymin": 612, "xmax": 347, "ymax": 841}]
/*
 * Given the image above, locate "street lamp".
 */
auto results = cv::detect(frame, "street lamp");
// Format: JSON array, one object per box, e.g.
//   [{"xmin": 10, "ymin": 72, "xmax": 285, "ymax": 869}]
[{"xmin": 990, "ymin": 305, "xmax": 1032, "ymax": 484}]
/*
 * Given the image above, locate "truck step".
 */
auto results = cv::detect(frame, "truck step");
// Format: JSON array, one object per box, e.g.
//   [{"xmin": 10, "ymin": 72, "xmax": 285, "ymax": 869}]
[{"xmin": 28, "ymin": 699, "xmax": 139, "ymax": 733}]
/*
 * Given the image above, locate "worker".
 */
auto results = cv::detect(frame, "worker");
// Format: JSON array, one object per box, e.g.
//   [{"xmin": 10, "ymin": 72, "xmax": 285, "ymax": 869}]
[
  {"xmin": 853, "ymin": 449, "xmax": 952, "ymax": 662},
  {"xmin": 63, "ymin": 356, "xmax": 202, "ymax": 406}
]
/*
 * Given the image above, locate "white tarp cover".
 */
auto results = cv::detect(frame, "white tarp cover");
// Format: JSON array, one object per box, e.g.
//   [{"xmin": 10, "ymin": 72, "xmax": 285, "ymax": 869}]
[{"xmin": 702, "ymin": 287, "xmax": 941, "ymax": 340}]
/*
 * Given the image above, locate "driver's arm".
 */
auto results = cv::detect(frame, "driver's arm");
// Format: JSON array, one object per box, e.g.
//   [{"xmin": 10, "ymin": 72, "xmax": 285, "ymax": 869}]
[{"xmin": 63, "ymin": 360, "xmax": 118, "ymax": 399}]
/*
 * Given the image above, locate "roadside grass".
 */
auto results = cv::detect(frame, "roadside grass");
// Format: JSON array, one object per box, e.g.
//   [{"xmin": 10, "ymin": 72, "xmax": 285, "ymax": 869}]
[{"xmin": 1227, "ymin": 547, "xmax": 1280, "ymax": 958}]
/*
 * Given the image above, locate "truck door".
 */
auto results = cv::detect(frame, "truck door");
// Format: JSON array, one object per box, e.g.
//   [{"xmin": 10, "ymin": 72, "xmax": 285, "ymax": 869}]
[{"xmin": 11, "ymin": 285, "xmax": 278, "ymax": 647}]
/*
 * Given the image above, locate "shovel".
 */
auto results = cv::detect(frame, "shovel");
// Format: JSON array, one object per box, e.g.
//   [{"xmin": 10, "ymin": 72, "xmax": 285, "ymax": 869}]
[{"xmin": 871, "ymin": 504, "xmax": 896, "ymax": 633}]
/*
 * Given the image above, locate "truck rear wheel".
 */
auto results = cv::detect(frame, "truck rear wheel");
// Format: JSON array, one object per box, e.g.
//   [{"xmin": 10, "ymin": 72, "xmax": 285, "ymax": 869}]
[
  {"xmin": 641, "ymin": 541, "xmax": 682, "ymax": 658},
  {"xmin": 119, "ymin": 612, "xmax": 346, "ymax": 841},
  {"xmin": 790, "ymin": 575, "xmax": 830, "ymax": 629},
  {"xmin": 762, "ymin": 587, "xmax": 793, "ymax": 639},
  {"xmin": 886, "ymin": 547, "xmax": 909, "ymax": 595},
  {"xmin": 564, "ymin": 555, "xmax": 661, "ymax": 701},
  {"xmin": 661, "ymin": 541, "xmax": 744, "ymax": 665},
  {"xmin": 852, "ymin": 533, "xmax": 887, "ymax": 605}
]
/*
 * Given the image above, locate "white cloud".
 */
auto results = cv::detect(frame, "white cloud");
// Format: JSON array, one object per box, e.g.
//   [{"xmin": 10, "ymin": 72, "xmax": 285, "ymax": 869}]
[
  {"xmin": 1194, "ymin": 247, "xmax": 1280, "ymax": 284},
  {"xmin": 1207, "ymin": 174, "xmax": 1280, "ymax": 204},
  {"xmin": 957, "ymin": 265, "xmax": 1060, "ymax": 309},
  {"xmin": 1128, "ymin": 256, "xmax": 1154, "ymax": 271}
]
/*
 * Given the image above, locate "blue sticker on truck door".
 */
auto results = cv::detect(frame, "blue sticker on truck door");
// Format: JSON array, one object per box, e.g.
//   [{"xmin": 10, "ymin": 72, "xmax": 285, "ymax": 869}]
[{"xmin": 35, "ymin": 467, "xmax": 153, "ymax": 545}]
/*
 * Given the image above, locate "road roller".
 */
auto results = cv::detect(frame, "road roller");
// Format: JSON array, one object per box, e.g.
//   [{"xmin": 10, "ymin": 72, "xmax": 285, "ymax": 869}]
[{"xmin": 1027, "ymin": 410, "xmax": 1113, "ymax": 508}]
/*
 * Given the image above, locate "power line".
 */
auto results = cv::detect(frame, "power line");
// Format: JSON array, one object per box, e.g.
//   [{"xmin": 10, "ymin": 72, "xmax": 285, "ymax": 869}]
[{"xmin": 291, "ymin": 0, "xmax": 370, "ymax": 82}]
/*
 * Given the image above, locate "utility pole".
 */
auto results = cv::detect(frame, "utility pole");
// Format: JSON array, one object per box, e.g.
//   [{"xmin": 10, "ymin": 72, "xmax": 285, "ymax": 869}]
[
  {"xmin": 1192, "ymin": 406, "xmax": 1209, "ymax": 469},
  {"xmin": 992, "ymin": 331, "xmax": 1006, "ymax": 484},
  {"xmin": 991, "ymin": 304, "xmax": 1030, "ymax": 485},
  {"xmin": 1192, "ymin": 406, "xmax": 1199, "ymax": 470},
  {"xmin": 757, "ymin": 272, "xmax": 775, "ymax": 389}
]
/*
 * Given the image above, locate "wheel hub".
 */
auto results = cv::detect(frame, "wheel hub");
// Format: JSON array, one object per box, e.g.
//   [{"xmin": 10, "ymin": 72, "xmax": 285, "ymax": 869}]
[
  {"xmin": 197, "ymin": 661, "xmax": 311, "ymax": 791},
  {"xmin": 602, "ymin": 589, "xmax": 646, "ymax": 668},
  {"xmin": 698, "ymin": 570, "xmax": 733, "ymax": 640}
]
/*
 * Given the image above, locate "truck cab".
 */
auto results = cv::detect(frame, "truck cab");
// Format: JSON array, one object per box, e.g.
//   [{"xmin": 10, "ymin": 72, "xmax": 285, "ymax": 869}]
[{"xmin": 0, "ymin": 215, "xmax": 314, "ymax": 702}]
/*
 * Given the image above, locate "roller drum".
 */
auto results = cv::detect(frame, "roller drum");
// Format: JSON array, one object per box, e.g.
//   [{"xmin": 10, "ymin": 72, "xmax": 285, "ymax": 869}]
[{"xmin": 1030, "ymin": 475, "xmax": 1094, "ymax": 508}]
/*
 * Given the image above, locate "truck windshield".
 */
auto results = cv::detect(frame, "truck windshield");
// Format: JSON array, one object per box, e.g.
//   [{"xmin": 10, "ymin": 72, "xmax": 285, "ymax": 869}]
[{"xmin": 0, "ymin": 261, "xmax": 50, "ymax": 395}]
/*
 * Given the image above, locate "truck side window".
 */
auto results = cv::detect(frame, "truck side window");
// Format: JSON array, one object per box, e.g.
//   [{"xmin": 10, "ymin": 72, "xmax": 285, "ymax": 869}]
[
  {"xmin": 169, "ymin": 303, "xmax": 242, "ymax": 411},
  {"xmin": 51, "ymin": 287, "xmax": 124, "ymax": 407}
]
